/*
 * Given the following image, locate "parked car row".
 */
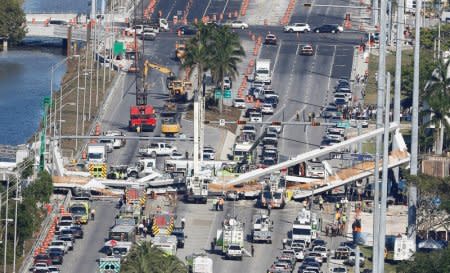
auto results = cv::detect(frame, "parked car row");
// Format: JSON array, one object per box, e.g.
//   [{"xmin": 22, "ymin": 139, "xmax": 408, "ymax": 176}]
[{"xmin": 32, "ymin": 213, "xmax": 86, "ymax": 273}]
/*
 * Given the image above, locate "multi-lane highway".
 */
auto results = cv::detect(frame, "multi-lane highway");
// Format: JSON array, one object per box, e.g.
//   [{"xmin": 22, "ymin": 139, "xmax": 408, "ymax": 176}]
[{"xmin": 58, "ymin": 0, "xmax": 364, "ymax": 272}]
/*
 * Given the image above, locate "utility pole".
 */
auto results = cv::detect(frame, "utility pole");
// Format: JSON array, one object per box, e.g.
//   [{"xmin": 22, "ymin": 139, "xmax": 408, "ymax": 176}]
[
  {"xmin": 393, "ymin": 0, "xmax": 404, "ymax": 183},
  {"xmin": 378, "ymin": 72, "xmax": 391, "ymax": 272},
  {"xmin": 409, "ymin": 0, "xmax": 421, "ymax": 247},
  {"xmin": 12, "ymin": 176, "xmax": 20, "ymax": 273},
  {"xmin": 374, "ymin": 0, "xmax": 388, "ymax": 271},
  {"xmin": 374, "ymin": 0, "xmax": 379, "ymax": 26},
  {"xmin": 193, "ymin": 91, "xmax": 200, "ymax": 176},
  {"xmin": 3, "ymin": 181, "xmax": 9, "ymax": 273}
]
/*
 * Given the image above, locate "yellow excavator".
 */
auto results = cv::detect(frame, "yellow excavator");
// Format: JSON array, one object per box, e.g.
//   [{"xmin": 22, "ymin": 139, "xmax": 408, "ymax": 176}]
[{"xmin": 143, "ymin": 60, "xmax": 192, "ymax": 102}]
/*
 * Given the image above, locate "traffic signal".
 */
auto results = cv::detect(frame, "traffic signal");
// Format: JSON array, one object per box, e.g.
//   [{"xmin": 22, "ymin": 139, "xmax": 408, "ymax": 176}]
[
  {"xmin": 237, "ymin": 120, "xmax": 247, "ymax": 125},
  {"xmin": 271, "ymin": 121, "xmax": 282, "ymax": 126},
  {"xmin": 304, "ymin": 3, "xmax": 312, "ymax": 7}
]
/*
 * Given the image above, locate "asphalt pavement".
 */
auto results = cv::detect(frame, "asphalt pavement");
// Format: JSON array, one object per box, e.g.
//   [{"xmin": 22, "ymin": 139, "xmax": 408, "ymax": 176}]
[
  {"xmin": 59, "ymin": 200, "xmax": 119, "ymax": 273},
  {"xmin": 175, "ymin": 199, "xmax": 304, "ymax": 273},
  {"xmin": 64, "ymin": 0, "xmax": 368, "ymax": 271}
]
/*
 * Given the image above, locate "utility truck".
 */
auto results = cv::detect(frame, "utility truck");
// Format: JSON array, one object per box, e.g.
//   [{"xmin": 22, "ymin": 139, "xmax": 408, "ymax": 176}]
[
  {"xmin": 254, "ymin": 59, "xmax": 271, "ymax": 84},
  {"xmin": 216, "ymin": 217, "xmax": 245, "ymax": 260},
  {"xmin": 126, "ymin": 158, "xmax": 156, "ymax": 178},
  {"xmin": 291, "ymin": 208, "xmax": 318, "ymax": 246},
  {"xmin": 151, "ymin": 235, "xmax": 178, "ymax": 255},
  {"xmin": 87, "ymin": 143, "xmax": 107, "ymax": 164},
  {"xmin": 251, "ymin": 213, "xmax": 273, "ymax": 243},
  {"xmin": 187, "ymin": 253, "xmax": 213, "ymax": 273},
  {"xmin": 185, "ymin": 176, "xmax": 208, "ymax": 204}
]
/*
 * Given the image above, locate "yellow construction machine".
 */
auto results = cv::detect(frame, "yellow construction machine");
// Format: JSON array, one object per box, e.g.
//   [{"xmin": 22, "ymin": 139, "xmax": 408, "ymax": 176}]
[
  {"xmin": 160, "ymin": 110, "xmax": 181, "ymax": 136},
  {"xmin": 143, "ymin": 60, "xmax": 192, "ymax": 102}
]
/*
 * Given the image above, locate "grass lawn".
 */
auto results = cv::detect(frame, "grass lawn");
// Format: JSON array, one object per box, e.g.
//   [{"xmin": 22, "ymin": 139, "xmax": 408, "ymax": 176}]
[
  {"xmin": 355, "ymin": 246, "xmax": 400, "ymax": 273},
  {"xmin": 365, "ymin": 50, "xmax": 414, "ymax": 106}
]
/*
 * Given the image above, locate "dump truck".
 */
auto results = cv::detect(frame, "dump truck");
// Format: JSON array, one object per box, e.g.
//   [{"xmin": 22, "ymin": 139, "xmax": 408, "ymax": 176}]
[
  {"xmin": 216, "ymin": 217, "xmax": 245, "ymax": 260},
  {"xmin": 251, "ymin": 213, "xmax": 273, "ymax": 243}
]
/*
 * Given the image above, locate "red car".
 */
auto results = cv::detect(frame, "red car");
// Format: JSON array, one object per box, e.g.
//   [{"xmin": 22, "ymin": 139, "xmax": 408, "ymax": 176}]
[
  {"xmin": 264, "ymin": 33, "xmax": 277, "ymax": 45},
  {"xmin": 34, "ymin": 254, "xmax": 52, "ymax": 266}
]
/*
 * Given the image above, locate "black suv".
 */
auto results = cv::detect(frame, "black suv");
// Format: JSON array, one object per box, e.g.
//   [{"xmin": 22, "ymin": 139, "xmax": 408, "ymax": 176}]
[
  {"xmin": 171, "ymin": 228, "xmax": 186, "ymax": 248},
  {"xmin": 313, "ymin": 24, "xmax": 340, "ymax": 33},
  {"xmin": 48, "ymin": 248, "xmax": 64, "ymax": 265}
]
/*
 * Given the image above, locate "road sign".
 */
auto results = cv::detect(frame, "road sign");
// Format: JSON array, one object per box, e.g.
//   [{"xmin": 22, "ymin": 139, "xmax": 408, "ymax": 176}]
[
  {"xmin": 432, "ymin": 197, "xmax": 441, "ymax": 208},
  {"xmin": 214, "ymin": 89, "xmax": 222, "ymax": 99},
  {"xmin": 337, "ymin": 121, "xmax": 350, "ymax": 128},
  {"xmin": 224, "ymin": 89, "xmax": 232, "ymax": 98},
  {"xmin": 219, "ymin": 119, "xmax": 225, "ymax": 126}
]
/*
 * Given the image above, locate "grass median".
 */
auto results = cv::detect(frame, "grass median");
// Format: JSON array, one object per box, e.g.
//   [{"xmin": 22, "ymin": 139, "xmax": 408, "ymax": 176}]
[
  {"xmin": 56, "ymin": 47, "xmax": 116, "ymax": 159},
  {"xmin": 365, "ymin": 49, "xmax": 414, "ymax": 106}
]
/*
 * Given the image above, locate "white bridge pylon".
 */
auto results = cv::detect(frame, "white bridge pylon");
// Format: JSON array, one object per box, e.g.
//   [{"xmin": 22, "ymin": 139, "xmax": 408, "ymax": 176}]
[{"xmin": 224, "ymin": 122, "xmax": 408, "ymax": 187}]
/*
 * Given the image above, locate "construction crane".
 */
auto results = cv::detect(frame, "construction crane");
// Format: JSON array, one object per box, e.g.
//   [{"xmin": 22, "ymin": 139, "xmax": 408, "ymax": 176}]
[{"xmin": 143, "ymin": 60, "xmax": 192, "ymax": 102}]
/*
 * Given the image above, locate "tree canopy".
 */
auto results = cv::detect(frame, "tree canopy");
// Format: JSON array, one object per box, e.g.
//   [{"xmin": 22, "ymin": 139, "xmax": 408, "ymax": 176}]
[
  {"xmin": 0, "ymin": 0, "xmax": 26, "ymax": 44},
  {"xmin": 120, "ymin": 242, "xmax": 187, "ymax": 273}
]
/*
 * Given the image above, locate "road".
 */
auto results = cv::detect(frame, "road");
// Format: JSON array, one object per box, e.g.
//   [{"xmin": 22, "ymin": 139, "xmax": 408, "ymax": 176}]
[
  {"xmin": 60, "ymin": 200, "xmax": 119, "ymax": 273},
  {"xmin": 61, "ymin": 0, "xmax": 364, "ymax": 272}
]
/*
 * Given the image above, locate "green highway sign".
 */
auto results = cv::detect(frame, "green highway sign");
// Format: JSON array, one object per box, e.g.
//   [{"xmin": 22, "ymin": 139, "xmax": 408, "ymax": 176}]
[{"xmin": 224, "ymin": 89, "xmax": 231, "ymax": 98}]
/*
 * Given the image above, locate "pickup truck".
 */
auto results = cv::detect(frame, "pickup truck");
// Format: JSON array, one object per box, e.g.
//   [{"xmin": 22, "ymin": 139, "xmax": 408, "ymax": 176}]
[
  {"xmin": 139, "ymin": 142, "xmax": 177, "ymax": 157},
  {"xmin": 226, "ymin": 244, "xmax": 243, "ymax": 260}
]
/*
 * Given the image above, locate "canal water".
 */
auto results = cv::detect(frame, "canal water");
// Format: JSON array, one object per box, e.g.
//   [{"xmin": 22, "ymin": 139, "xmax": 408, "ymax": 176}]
[
  {"xmin": 0, "ymin": 0, "xmax": 103, "ymax": 145},
  {"xmin": 0, "ymin": 49, "xmax": 66, "ymax": 145}
]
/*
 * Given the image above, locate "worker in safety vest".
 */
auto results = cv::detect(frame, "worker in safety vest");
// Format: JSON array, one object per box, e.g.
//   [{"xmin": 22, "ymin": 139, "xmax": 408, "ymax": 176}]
[{"xmin": 91, "ymin": 208, "xmax": 96, "ymax": 220}]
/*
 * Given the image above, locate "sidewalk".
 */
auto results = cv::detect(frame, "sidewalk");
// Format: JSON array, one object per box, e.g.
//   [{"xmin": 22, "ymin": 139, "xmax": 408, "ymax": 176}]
[{"xmin": 346, "ymin": 0, "xmax": 376, "ymax": 32}]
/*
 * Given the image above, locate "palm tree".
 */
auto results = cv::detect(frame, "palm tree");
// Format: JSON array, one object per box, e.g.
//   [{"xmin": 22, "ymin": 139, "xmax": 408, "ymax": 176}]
[
  {"xmin": 209, "ymin": 26, "xmax": 245, "ymax": 113},
  {"xmin": 182, "ymin": 23, "xmax": 214, "ymax": 93},
  {"xmin": 423, "ymin": 59, "xmax": 450, "ymax": 155},
  {"xmin": 121, "ymin": 242, "xmax": 187, "ymax": 273}
]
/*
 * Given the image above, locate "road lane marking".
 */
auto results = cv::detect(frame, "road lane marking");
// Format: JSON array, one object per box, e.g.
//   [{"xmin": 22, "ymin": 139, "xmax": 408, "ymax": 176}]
[
  {"xmin": 203, "ymin": 0, "xmax": 212, "ymax": 18},
  {"xmin": 271, "ymin": 39, "xmax": 283, "ymax": 74},
  {"xmin": 222, "ymin": 0, "xmax": 230, "ymax": 15}
]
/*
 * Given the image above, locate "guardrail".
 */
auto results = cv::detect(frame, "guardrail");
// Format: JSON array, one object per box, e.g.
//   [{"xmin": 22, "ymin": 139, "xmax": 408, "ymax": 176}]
[{"xmin": 19, "ymin": 191, "xmax": 72, "ymax": 273}]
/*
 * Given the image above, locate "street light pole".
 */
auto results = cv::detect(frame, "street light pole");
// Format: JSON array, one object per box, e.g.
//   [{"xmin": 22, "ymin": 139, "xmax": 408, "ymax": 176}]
[
  {"xmin": 409, "ymin": 0, "xmax": 422, "ymax": 247},
  {"xmin": 75, "ymin": 55, "xmax": 81, "ymax": 150},
  {"xmin": 378, "ymin": 73, "xmax": 391, "ymax": 272},
  {"xmin": 3, "ymin": 181, "xmax": 9, "ymax": 273},
  {"xmin": 12, "ymin": 177, "xmax": 19, "ymax": 273},
  {"xmin": 374, "ymin": 0, "xmax": 388, "ymax": 271}
]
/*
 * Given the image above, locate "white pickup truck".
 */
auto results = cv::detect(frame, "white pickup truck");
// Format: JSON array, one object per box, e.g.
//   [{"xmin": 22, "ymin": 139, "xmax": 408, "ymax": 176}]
[{"xmin": 139, "ymin": 142, "xmax": 177, "ymax": 157}]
